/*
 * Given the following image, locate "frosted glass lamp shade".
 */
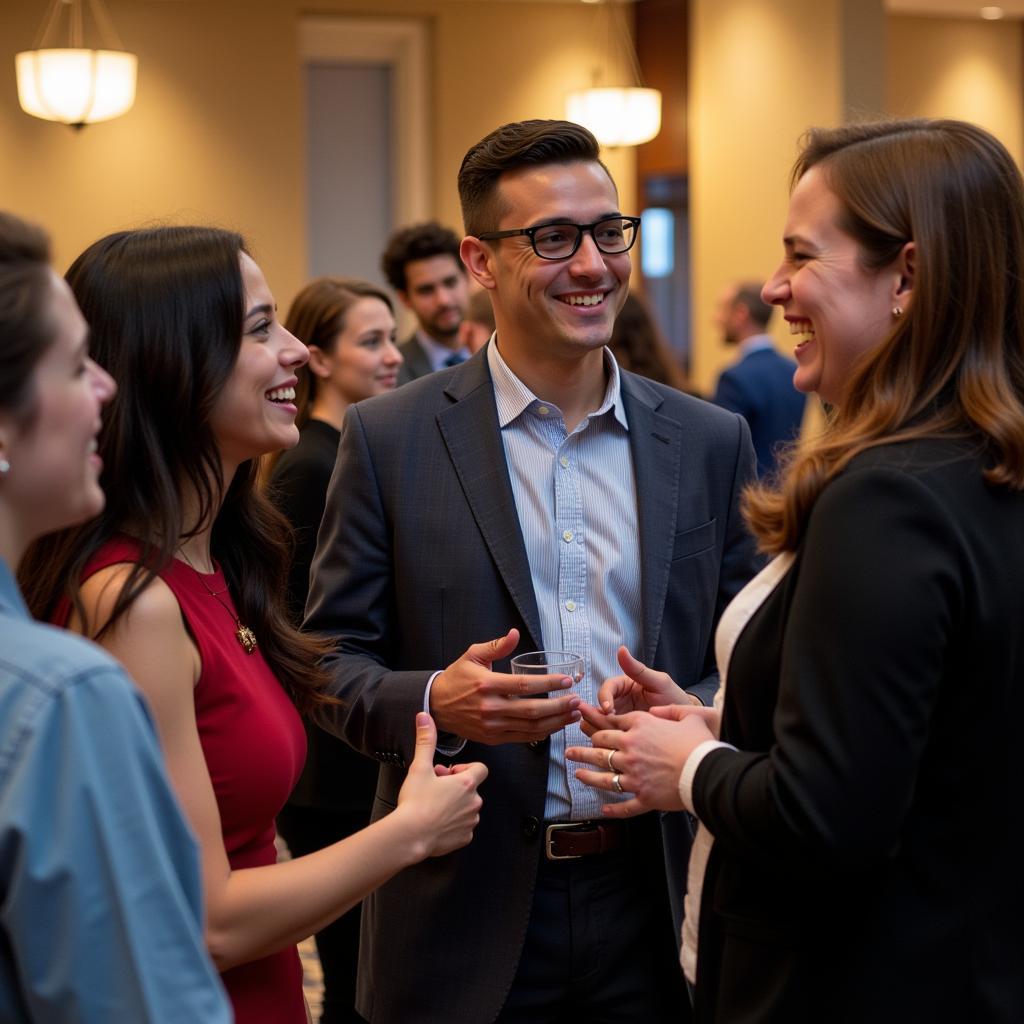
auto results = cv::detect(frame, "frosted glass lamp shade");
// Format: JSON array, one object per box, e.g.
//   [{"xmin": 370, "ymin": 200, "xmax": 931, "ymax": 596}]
[
  {"xmin": 566, "ymin": 87, "xmax": 661, "ymax": 147},
  {"xmin": 16, "ymin": 48, "xmax": 137, "ymax": 125}
]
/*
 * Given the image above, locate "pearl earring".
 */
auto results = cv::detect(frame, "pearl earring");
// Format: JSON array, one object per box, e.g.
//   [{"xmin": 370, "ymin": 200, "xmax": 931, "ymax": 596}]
[
  {"xmin": 0, "ymin": 458, "xmax": 10, "ymax": 476},
  {"xmin": 892, "ymin": 306, "xmax": 904, "ymax": 319}
]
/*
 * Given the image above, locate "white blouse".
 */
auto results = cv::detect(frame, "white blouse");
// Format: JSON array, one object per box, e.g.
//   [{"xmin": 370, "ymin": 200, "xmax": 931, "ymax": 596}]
[{"xmin": 678, "ymin": 552, "xmax": 795, "ymax": 983}]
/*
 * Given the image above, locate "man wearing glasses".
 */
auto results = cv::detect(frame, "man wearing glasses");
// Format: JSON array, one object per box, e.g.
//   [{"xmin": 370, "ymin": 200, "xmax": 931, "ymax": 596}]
[{"xmin": 307, "ymin": 120, "xmax": 759, "ymax": 1023}]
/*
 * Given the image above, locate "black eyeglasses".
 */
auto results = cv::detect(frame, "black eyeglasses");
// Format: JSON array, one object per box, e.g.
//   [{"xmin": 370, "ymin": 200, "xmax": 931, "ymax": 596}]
[{"xmin": 477, "ymin": 216, "xmax": 641, "ymax": 261}]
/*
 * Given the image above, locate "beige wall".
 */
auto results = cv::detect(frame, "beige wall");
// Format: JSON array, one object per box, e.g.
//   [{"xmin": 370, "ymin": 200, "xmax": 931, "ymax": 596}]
[
  {"xmin": 689, "ymin": 0, "xmax": 844, "ymax": 394},
  {"xmin": 888, "ymin": 15, "xmax": 1024, "ymax": 168},
  {"xmin": 0, "ymin": 0, "xmax": 636, "ymax": 311},
  {"xmin": 689, "ymin": 2, "xmax": 1024, "ymax": 397}
]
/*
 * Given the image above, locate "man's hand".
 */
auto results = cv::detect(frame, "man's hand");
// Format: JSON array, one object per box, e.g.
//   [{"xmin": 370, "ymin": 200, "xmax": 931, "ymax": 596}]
[{"xmin": 430, "ymin": 628, "xmax": 581, "ymax": 744}]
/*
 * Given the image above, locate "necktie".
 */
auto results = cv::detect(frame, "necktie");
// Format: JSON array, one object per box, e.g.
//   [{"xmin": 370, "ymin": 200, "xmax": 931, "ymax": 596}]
[{"xmin": 443, "ymin": 351, "xmax": 467, "ymax": 368}]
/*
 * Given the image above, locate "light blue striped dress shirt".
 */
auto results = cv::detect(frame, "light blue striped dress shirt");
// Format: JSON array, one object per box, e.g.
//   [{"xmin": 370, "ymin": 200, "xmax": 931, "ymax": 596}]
[{"xmin": 488, "ymin": 341, "xmax": 640, "ymax": 820}]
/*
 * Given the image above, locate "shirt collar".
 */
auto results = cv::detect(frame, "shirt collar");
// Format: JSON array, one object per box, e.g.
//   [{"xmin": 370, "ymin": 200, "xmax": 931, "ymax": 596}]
[
  {"xmin": 416, "ymin": 329, "xmax": 469, "ymax": 371},
  {"xmin": 487, "ymin": 338, "xmax": 628, "ymax": 431},
  {"xmin": 739, "ymin": 333, "xmax": 776, "ymax": 358}
]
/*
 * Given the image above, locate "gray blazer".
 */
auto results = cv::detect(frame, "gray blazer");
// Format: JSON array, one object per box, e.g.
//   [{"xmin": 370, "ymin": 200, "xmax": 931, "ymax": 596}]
[
  {"xmin": 306, "ymin": 346, "xmax": 760, "ymax": 1023},
  {"xmin": 396, "ymin": 333, "xmax": 433, "ymax": 385}
]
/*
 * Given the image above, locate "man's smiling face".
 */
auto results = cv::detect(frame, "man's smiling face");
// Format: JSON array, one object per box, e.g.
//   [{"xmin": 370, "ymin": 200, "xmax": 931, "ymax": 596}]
[{"xmin": 481, "ymin": 160, "xmax": 630, "ymax": 363}]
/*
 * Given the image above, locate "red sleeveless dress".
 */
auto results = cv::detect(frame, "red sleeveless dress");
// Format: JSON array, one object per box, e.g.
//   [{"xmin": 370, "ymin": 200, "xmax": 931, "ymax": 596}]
[{"xmin": 71, "ymin": 538, "xmax": 308, "ymax": 1023}]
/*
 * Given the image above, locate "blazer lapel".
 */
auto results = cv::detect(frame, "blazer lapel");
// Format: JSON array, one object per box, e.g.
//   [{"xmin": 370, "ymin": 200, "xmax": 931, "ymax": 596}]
[
  {"xmin": 621, "ymin": 374, "xmax": 683, "ymax": 663},
  {"xmin": 436, "ymin": 354, "xmax": 544, "ymax": 649}
]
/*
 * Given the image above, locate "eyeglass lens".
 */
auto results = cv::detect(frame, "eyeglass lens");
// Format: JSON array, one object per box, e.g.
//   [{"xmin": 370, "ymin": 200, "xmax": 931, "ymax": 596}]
[{"xmin": 533, "ymin": 218, "xmax": 636, "ymax": 259}]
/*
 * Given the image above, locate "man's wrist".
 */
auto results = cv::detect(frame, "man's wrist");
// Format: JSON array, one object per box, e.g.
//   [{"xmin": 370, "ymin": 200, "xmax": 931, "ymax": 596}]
[{"xmin": 424, "ymin": 671, "xmax": 466, "ymax": 755}]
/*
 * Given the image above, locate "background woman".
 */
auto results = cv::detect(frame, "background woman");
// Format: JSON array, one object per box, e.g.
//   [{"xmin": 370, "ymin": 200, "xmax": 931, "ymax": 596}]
[
  {"xmin": 608, "ymin": 291, "xmax": 692, "ymax": 392},
  {"xmin": 568, "ymin": 119, "xmax": 1024, "ymax": 1022},
  {"xmin": 21, "ymin": 226, "xmax": 487, "ymax": 1024},
  {"xmin": 269, "ymin": 276, "xmax": 401, "ymax": 1024},
  {"xmin": 0, "ymin": 211, "xmax": 229, "ymax": 1022}
]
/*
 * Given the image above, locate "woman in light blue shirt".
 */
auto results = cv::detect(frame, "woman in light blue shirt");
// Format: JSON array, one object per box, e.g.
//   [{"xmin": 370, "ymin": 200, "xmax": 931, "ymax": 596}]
[{"xmin": 0, "ymin": 210, "xmax": 230, "ymax": 1023}]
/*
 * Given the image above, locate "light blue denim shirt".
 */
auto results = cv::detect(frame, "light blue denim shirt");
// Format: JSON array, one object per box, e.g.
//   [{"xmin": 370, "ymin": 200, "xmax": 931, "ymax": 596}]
[
  {"xmin": 0, "ymin": 560, "xmax": 230, "ymax": 1022},
  {"xmin": 488, "ymin": 341, "xmax": 641, "ymax": 820}
]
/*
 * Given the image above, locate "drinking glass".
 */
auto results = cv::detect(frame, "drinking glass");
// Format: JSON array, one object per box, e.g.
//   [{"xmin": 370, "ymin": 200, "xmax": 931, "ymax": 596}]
[{"xmin": 510, "ymin": 650, "xmax": 584, "ymax": 693}]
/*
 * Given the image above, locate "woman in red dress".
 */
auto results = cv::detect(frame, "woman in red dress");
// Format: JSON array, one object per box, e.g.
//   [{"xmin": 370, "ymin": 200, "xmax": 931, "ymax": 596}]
[{"xmin": 22, "ymin": 226, "xmax": 488, "ymax": 1024}]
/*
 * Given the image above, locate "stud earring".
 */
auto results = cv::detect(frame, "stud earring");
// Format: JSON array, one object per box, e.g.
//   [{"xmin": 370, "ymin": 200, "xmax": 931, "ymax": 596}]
[
  {"xmin": 892, "ymin": 306, "xmax": 904, "ymax": 319},
  {"xmin": 0, "ymin": 458, "xmax": 10, "ymax": 476}
]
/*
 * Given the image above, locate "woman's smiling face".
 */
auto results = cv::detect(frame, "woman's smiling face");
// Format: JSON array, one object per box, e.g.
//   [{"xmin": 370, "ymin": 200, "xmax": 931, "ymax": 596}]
[
  {"xmin": 209, "ymin": 253, "xmax": 309, "ymax": 468},
  {"xmin": 761, "ymin": 165, "xmax": 905, "ymax": 407}
]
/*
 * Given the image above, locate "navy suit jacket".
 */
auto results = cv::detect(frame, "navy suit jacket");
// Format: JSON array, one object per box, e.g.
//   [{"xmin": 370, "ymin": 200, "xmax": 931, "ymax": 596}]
[
  {"xmin": 713, "ymin": 345, "xmax": 806, "ymax": 477},
  {"xmin": 306, "ymin": 346, "xmax": 760, "ymax": 1023}
]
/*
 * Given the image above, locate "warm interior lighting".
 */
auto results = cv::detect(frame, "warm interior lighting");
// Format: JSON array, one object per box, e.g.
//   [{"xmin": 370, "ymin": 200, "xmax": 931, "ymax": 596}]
[
  {"xmin": 16, "ymin": 48, "xmax": 136, "ymax": 125},
  {"xmin": 567, "ymin": 87, "xmax": 662, "ymax": 147},
  {"xmin": 567, "ymin": 0, "xmax": 661, "ymax": 148},
  {"xmin": 980, "ymin": 6, "xmax": 1005, "ymax": 18},
  {"xmin": 15, "ymin": 0, "xmax": 137, "ymax": 128}
]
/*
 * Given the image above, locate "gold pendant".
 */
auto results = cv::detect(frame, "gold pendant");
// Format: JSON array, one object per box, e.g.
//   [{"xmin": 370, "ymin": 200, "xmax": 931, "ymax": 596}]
[{"xmin": 236, "ymin": 623, "xmax": 258, "ymax": 654}]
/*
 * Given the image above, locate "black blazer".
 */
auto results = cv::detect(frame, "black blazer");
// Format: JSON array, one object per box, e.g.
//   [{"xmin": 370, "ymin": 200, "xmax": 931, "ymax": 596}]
[
  {"xmin": 305, "ymin": 347, "xmax": 760, "ymax": 1023},
  {"xmin": 691, "ymin": 438, "xmax": 1024, "ymax": 1023},
  {"xmin": 269, "ymin": 419, "xmax": 379, "ymax": 814}
]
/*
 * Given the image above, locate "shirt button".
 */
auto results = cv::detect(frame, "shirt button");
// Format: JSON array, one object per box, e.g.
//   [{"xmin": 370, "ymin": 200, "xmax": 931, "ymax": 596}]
[
  {"xmin": 559, "ymin": 455, "xmax": 569, "ymax": 468},
  {"xmin": 565, "ymin": 600, "xmax": 576, "ymax": 612},
  {"xmin": 562, "ymin": 530, "xmax": 573, "ymax": 542},
  {"xmin": 538, "ymin": 405, "xmax": 550, "ymax": 416}
]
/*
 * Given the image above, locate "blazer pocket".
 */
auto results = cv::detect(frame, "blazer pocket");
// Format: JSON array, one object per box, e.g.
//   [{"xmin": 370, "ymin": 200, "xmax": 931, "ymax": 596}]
[{"xmin": 672, "ymin": 518, "xmax": 716, "ymax": 561}]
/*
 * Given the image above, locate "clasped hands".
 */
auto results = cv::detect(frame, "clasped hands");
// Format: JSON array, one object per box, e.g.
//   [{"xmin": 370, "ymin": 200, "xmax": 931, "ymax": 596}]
[
  {"xmin": 430, "ymin": 632, "xmax": 718, "ymax": 813},
  {"xmin": 565, "ymin": 645, "xmax": 719, "ymax": 816}
]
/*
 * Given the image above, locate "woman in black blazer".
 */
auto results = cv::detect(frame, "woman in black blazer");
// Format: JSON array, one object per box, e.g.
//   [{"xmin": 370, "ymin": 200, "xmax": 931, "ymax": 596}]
[{"xmin": 568, "ymin": 119, "xmax": 1024, "ymax": 1023}]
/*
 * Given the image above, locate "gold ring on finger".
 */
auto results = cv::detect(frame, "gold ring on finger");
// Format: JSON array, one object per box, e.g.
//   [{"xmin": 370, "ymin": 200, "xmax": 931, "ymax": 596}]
[
  {"xmin": 612, "ymin": 773, "xmax": 624, "ymax": 794},
  {"xmin": 606, "ymin": 749, "xmax": 618, "ymax": 772}
]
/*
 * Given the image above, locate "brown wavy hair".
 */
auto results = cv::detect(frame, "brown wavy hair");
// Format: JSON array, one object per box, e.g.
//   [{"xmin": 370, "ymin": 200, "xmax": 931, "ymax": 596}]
[
  {"xmin": 19, "ymin": 226, "xmax": 334, "ymax": 713},
  {"xmin": 610, "ymin": 292, "xmax": 688, "ymax": 390},
  {"xmin": 745, "ymin": 119, "xmax": 1024, "ymax": 554},
  {"xmin": 284, "ymin": 276, "xmax": 393, "ymax": 428}
]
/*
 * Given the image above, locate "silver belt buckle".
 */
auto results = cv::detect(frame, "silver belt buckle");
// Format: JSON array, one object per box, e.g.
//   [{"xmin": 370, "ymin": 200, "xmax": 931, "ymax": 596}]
[{"xmin": 545, "ymin": 822, "xmax": 583, "ymax": 860}]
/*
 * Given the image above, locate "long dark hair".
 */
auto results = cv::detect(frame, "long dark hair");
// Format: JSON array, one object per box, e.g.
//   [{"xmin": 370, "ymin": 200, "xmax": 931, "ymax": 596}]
[
  {"xmin": 0, "ymin": 211, "xmax": 55, "ymax": 426},
  {"xmin": 19, "ymin": 225, "xmax": 332, "ymax": 711},
  {"xmin": 745, "ymin": 119, "xmax": 1024, "ymax": 553}
]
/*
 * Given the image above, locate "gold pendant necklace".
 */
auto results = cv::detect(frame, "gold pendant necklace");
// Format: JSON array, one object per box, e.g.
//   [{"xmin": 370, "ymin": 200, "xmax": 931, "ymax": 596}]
[{"xmin": 178, "ymin": 550, "xmax": 258, "ymax": 655}]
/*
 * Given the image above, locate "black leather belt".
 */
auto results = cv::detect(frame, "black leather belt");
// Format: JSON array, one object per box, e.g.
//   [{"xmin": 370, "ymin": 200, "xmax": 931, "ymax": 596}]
[{"xmin": 544, "ymin": 819, "xmax": 626, "ymax": 860}]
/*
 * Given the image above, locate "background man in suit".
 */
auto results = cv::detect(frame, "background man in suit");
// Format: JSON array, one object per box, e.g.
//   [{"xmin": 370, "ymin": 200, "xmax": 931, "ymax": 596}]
[
  {"xmin": 307, "ymin": 120, "xmax": 760, "ymax": 1024},
  {"xmin": 712, "ymin": 281, "xmax": 807, "ymax": 476},
  {"xmin": 381, "ymin": 221, "xmax": 471, "ymax": 383}
]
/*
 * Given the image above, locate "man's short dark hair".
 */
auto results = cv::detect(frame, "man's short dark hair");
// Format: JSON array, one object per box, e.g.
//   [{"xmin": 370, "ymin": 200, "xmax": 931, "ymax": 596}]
[
  {"xmin": 734, "ymin": 282, "xmax": 774, "ymax": 330},
  {"xmin": 458, "ymin": 119, "xmax": 609, "ymax": 237},
  {"xmin": 381, "ymin": 221, "xmax": 463, "ymax": 293}
]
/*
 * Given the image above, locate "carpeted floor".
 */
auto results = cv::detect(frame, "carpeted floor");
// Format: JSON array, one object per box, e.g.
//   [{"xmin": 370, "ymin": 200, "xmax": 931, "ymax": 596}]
[{"xmin": 276, "ymin": 832, "xmax": 325, "ymax": 1021}]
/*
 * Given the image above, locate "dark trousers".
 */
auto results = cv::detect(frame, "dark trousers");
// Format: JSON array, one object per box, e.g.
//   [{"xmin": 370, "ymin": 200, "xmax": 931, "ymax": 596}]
[
  {"xmin": 495, "ymin": 814, "xmax": 691, "ymax": 1023},
  {"xmin": 276, "ymin": 804, "xmax": 370, "ymax": 1024}
]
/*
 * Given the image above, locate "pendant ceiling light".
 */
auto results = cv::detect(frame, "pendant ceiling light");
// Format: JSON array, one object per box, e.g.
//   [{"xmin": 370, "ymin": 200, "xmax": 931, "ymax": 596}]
[
  {"xmin": 566, "ymin": 0, "xmax": 661, "ymax": 148},
  {"xmin": 16, "ymin": 0, "xmax": 137, "ymax": 129}
]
